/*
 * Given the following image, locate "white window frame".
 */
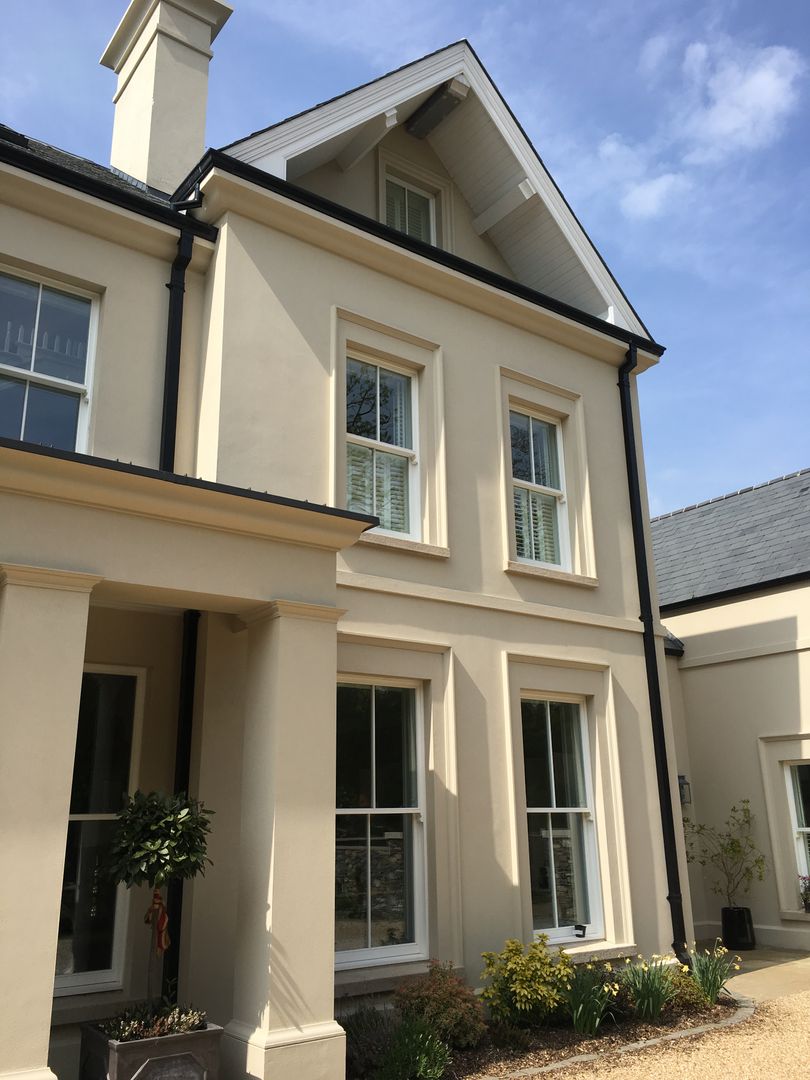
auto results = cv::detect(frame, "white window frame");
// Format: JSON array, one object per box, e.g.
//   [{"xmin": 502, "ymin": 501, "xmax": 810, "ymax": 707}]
[
  {"xmin": 346, "ymin": 353, "xmax": 422, "ymax": 541},
  {"xmin": 0, "ymin": 264, "xmax": 98, "ymax": 454},
  {"xmin": 384, "ymin": 174, "xmax": 437, "ymax": 245},
  {"xmin": 509, "ymin": 409, "xmax": 571, "ymax": 572},
  {"xmin": 54, "ymin": 664, "xmax": 145, "ymax": 997},
  {"xmin": 335, "ymin": 676, "xmax": 428, "ymax": 970},
  {"xmin": 520, "ymin": 695, "xmax": 603, "ymax": 944},
  {"xmin": 786, "ymin": 762, "xmax": 810, "ymax": 881}
]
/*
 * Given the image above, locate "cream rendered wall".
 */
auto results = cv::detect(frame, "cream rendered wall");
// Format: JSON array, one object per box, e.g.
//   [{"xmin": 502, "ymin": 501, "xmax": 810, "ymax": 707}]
[
  {"xmin": 48, "ymin": 607, "xmax": 183, "ymax": 1080},
  {"xmin": 665, "ymin": 582, "xmax": 810, "ymax": 948},
  {"xmin": 294, "ymin": 125, "xmax": 516, "ymax": 278},
  {"xmin": 0, "ymin": 203, "xmax": 174, "ymax": 468}
]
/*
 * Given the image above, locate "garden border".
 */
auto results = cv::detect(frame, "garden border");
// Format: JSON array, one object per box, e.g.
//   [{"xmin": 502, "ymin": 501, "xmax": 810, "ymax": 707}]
[{"xmin": 480, "ymin": 994, "xmax": 756, "ymax": 1078}]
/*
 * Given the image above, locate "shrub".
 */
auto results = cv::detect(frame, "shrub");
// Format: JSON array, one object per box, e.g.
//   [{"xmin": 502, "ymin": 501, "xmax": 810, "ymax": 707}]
[
  {"xmin": 343, "ymin": 1007, "xmax": 398, "ymax": 1080},
  {"xmin": 375, "ymin": 1017, "xmax": 451, "ymax": 1080},
  {"xmin": 619, "ymin": 956, "xmax": 676, "ymax": 1022},
  {"xmin": 683, "ymin": 800, "xmax": 766, "ymax": 908},
  {"xmin": 668, "ymin": 967, "xmax": 711, "ymax": 1013},
  {"xmin": 394, "ymin": 961, "xmax": 486, "ymax": 1049},
  {"xmin": 480, "ymin": 937, "xmax": 572, "ymax": 1028},
  {"xmin": 564, "ymin": 963, "xmax": 619, "ymax": 1036},
  {"xmin": 689, "ymin": 941, "xmax": 741, "ymax": 1004},
  {"xmin": 99, "ymin": 1002, "xmax": 206, "ymax": 1042}
]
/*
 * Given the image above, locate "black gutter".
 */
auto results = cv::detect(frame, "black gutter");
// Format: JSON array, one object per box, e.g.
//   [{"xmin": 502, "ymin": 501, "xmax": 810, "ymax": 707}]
[
  {"xmin": 0, "ymin": 437, "xmax": 378, "ymax": 528},
  {"xmin": 0, "ymin": 138, "xmax": 217, "ymax": 242},
  {"xmin": 174, "ymin": 149, "xmax": 666, "ymax": 359},
  {"xmin": 160, "ymin": 230, "xmax": 194, "ymax": 471},
  {"xmin": 618, "ymin": 343, "xmax": 689, "ymax": 966},
  {"xmin": 660, "ymin": 570, "xmax": 810, "ymax": 614},
  {"xmin": 163, "ymin": 610, "xmax": 201, "ymax": 1002}
]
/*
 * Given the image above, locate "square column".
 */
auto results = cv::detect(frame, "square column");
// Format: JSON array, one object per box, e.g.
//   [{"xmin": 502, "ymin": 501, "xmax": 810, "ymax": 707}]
[
  {"xmin": 0, "ymin": 565, "xmax": 99, "ymax": 1080},
  {"xmin": 222, "ymin": 600, "xmax": 346, "ymax": 1080}
]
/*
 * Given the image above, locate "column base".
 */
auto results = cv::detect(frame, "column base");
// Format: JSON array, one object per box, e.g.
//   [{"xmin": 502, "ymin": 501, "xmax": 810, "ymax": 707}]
[{"xmin": 221, "ymin": 1019, "xmax": 346, "ymax": 1080}]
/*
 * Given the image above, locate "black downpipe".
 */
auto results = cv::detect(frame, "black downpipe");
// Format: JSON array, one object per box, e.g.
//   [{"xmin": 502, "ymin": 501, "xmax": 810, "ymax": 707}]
[
  {"xmin": 159, "ymin": 229, "xmax": 194, "ymax": 473},
  {"xmin": 162, "ymin": 609, "xmax": 201, "ymax": 1002},
  {"xmin": 618, "ymin": 344, "xmax": 690, "ymax": 966}
]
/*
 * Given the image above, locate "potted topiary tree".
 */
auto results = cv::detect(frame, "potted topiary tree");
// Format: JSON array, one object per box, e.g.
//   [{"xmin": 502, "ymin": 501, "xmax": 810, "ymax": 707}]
[
  {"xmin": 80, "ymin": 791, "xmax": 220, "ymax": 1080},
  {"xmin": 683, "ymin": 799, "xmax": 766, "ymax": 950}
]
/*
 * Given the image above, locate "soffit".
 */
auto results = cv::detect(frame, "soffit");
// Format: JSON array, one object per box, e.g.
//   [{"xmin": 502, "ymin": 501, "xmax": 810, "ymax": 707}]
[{"xmin": 225, "ymin": 42, "xmax": 646, "ymax": 334}]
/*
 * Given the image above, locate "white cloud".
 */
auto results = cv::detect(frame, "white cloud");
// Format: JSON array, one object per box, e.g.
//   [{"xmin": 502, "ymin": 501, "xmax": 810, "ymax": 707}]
[
  {"xmin": 639, "ymin": 33, "xmax": 675, "ymax": 78},
  {"xmin": 620, "ymin": 173, "xmax": 691, "ymax": 220},
  {"xmin": 678, "ymin": 42, "xmax": 806, "ymax": 164}
]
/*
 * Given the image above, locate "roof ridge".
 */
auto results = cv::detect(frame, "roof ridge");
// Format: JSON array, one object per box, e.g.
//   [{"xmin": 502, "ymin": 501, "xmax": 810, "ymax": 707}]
[{"xmin": 651, "ymin": 467, "xmax": 810, "ymax": 522}]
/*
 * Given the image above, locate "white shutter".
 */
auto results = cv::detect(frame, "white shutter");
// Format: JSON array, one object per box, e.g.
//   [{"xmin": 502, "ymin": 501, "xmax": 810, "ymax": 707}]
[
  {"xmin": 347, "ymin": 443, "xmax": 374, "ymax": 515},
  {"xmin": 514, "ymin": 486, "xmax": 531, "ymax": 559},
  {"xmin": 375, "ymin": 450, "xmax": 409, "ymax": 532},
  {"xmin": 406, "ymin": 189, "xmax": 432, "ymax": 243},
  {"xmin": 530, "ymin": 491, "xmax": 560, "ymax": 564},
  {"xmin": 386, "ymin": 180, "xmax": 407, "ymax": 233}
]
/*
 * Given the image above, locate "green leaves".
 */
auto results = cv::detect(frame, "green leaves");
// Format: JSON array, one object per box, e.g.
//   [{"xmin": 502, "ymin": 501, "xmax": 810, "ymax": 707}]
[
  {"xmin": 107, "ymin": 790, "xmax": 214, "ymax": 891},
  {"xmin": 683, "ymin": 799, "xmax": 766, "ymax": 907},
  {"xmin": 480, "ymin": 937, "xmax": 573, "ymax": 1028}
]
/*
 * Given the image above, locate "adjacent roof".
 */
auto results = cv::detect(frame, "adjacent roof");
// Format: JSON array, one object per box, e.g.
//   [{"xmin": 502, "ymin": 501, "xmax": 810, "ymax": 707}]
[
  {"xmin": 224, "ymin": 41, "xmax": 651, "ymax": 337},
  {"xmin": 651, "ymin": 469, "xmax": 810, "ymax": 609}
]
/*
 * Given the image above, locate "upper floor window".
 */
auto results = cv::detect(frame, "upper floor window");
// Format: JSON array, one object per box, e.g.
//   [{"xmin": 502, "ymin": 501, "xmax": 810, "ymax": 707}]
[
  {"xmin": 335, "ymin": 682, "xmax": 426, "ymax": 966},
  {"xmin": 0, "ymin": 269, "xmax": 93, "ymax": 452},
  {"xmin": 346, "ymin": 355, "xmax": 419, "ymax": 537},
  {"xmin": 789, "ymin": 764, "xmax": 810, "ymax": 878},
  {"xmin": 385, "ymin": 176, "xmax": 435, "ymax": 245},
  {"xmin": 510, "ymin": 410, "xmax": 567, "ymax": 567}
]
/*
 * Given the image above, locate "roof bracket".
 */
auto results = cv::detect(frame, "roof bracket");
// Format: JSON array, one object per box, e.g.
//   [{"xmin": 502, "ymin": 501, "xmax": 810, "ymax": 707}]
[
  {"xmin": 472, "ymin": 177, "xmax": 536, "ymax": 235},
  {"xmin": 404, "ymin": 75, "xmax": 470, "ymax": 139},
  {"xmin": 336, "ymin": 108, "xmax": 398, "ymax": 171}
]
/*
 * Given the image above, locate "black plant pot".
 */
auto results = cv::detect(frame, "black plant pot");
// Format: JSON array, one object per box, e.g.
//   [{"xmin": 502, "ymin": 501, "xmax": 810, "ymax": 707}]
[{"xmin": 721, "ymin": 906, "xmax": 756, "ymax": 950}]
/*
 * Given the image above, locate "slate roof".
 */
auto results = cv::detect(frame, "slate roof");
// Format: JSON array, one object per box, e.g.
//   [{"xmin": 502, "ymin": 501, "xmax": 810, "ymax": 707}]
[{"xmin": 651, "ymin": 469, "xmax": 810, "ymax": 609}]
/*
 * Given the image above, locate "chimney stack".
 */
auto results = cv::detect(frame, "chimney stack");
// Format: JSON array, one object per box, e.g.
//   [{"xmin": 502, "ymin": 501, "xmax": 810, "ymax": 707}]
[{"xmin": 101, "ymin": 0, "xmax": 232, "ymax": 194}]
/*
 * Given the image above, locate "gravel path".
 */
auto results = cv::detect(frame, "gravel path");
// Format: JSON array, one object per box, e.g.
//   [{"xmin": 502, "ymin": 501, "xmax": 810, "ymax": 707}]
[{"xmin": 554, "ymin": 990, "xmax": 810, "ymax": 1079}]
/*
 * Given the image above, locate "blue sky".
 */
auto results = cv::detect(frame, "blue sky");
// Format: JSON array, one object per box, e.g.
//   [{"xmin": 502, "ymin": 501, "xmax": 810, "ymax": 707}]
[{"xmin": 3, "ymin": 0, "xmax": 808, "ymax": 513}]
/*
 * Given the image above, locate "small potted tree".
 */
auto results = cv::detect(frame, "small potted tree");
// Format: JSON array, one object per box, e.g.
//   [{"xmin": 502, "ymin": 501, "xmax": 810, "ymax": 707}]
[
  {"xmin": 799, "ymin": 875, "xmax": 810, "ymax": 914},
  {"xmin": 684, "ymin": 799, "xmax": 766, "ymax": 950},
  {"xmin": 80, "ymin": 791, "xmax": 221, "ymax": 1080}
]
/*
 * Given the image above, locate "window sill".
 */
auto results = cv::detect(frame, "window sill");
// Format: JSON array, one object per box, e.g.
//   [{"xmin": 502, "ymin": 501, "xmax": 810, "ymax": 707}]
[
  {"xmin": 557, "ymin": 941, "xmax": 638, "ymax": 964},
  {"xmin": 335, "ymin": 959, "xmax": 438, "ymax": 999},
  {"xmin": 780, "ymin": 909, "xmax": 810, "ymax": 922},
  {"xmin": 506, "ymin": 560, "xmax": 598, "ymax": 588},
  {"xmin": 359, "ymin": 531, "xmax": 450, "ymax": 559},
  {"xmin": 51, "ymin": 990, "xmax": 140, "ymax": 1027}
]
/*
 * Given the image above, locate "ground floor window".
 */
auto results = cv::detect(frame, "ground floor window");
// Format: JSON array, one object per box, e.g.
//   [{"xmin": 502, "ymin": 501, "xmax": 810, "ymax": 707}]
[
  {"xmin": 521, "ymin": 698, "xmax": 600, "ymax": 941},
  {"xmin": 789, "ymin": 764, "xmax": 810, "ymax": 875},
  {"xmin": 55, "ymin": 669, "xmax": 140, "ymax": 995},
  {"xmin": 335, "ymin": 682, "xmax": 425, "ymax": 966}
]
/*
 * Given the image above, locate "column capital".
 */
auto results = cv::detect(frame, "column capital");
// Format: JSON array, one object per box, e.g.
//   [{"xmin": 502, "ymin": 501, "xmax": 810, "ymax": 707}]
[
  {"xmin": 243, "ymin": 598, "xmax": 347, "ymax": 627},
  {"xmin": 0, "ymin": 563, "xmax": 102, "ymax": 594}
]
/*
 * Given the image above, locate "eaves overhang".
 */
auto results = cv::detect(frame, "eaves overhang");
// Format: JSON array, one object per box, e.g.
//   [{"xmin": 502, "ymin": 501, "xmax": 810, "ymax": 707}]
[
  {"xmin": 659, "ymin": 571, "xmax": 810, "ymax": 615},
  {"xmin": 175, "ymin": 149, "xmax": 666, "ymax": 363},
  {"xmin": 0, "ymin": 438, "xmax": 377, "ymax": 553}
]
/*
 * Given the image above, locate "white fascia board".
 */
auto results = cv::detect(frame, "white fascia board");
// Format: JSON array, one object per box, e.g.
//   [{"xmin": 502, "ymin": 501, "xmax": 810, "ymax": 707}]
[{"xmin": 229, "ymin": 42, "xmax": 470, "ymax": 176}]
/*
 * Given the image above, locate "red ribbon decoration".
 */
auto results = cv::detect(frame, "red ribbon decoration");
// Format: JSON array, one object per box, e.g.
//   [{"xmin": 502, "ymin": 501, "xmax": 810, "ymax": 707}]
[{"xmin": 145, "ymin": 888, "xmax": 171, "ymax": 955}]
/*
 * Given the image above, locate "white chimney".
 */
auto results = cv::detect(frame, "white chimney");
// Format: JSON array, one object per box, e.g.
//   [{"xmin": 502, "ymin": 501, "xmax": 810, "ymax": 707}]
[{"xmin": 100, "ymin": 0, "xmax": 232, "ymax": 194}]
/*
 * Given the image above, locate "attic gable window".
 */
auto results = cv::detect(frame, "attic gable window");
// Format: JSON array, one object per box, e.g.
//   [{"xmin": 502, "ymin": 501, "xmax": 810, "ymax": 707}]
[{"xmin": 385, "ymin": 176, "xmax": 435, "ymax": 245}]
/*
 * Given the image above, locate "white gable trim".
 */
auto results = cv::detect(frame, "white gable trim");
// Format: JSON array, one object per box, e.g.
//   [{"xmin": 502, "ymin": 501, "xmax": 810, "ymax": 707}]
[{"xmin": 228, "ymin": 42, "xmax": 646, "ymax": 336}]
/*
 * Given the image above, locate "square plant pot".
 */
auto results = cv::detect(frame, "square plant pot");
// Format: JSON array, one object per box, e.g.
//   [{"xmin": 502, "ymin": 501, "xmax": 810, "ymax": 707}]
[{"xmin": 80, "ymin": 1022, "xmax": 222, "ymax": 1080}]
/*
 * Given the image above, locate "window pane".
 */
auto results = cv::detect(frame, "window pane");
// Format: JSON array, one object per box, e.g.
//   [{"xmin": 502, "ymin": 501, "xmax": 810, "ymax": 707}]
[
  {"xmin": 24, "ymin": 384, "xmax": 80, "ymax": 450},
  {"xmin": 385, "ymin": 179, "xmax": 407, "ymax": 233},
  {"xmin": 0, "ymin": 374, "xmax": 25, "ymax": 439},
  {"xmin": 406, "ymin": 188, "xmax": 432, "ymax": 244},
  {"xmin": 346, "ymin": 358, "xmax": 377, "ymax": 438},
  {"xmin": 379, "ymin": 367, "xmax": 412, "ymax": 449},
  {"xmin": 0, "ymin": 272, "xmax": 37, "ymax": 371},
  {"xmin": 336, "ymin": 685, "xmax": 372, "ymax": 808},
  {"xmin": 57, "ymin": 820, "xmax": 119, "ymax": 976},
  {"xmin": 527, "ymin": 813, "xmax": 554, "ymax": 930},
  {"xmin": 375, "ymin": 449, "xmax": 409, "ymax": 532},
  {"xmin": 370, "ymin": 814, "xmax": 415, "ymax": 947},
  {"xmin": 346, "ymin": 442, "xmax": 373, "ymax": 515},
  {"xmin": 531, "ymin": 418, "xmax": 560, "ymax": 489},
  {"xmin": 510, "ymin": 411, "xmax": 532, "ymax": 481},
  {"xmin": 375, "ymin": 686, "xmax": 416, "ymax": 808},
  {"xmin": 551, "ymin": 812, "xmax": 590, "ymax": 926},
  {"xmin": 550, "ymin": 702, "xmax": 585, "ymax": 808},
  {"xmin": 522, "ymin": 700, "xmax": 552, "ymax": 808},
  {"xmin": 792, "ymin": 765, "xmax": 810, "ymax": 828},
  {"xmin": 70, "ymin": 674, "xmax": 136, "ymax": 815},
  {"xmin": 34, "ymin": 287, "xmax": 90, "ymax": 383},
  {"xmin": 529, "ymin": 490, "xmax": 560, "ymax": 564},
  {"xmin": 335, "ymin": 813, "xmax": 368, "ymax": 951}
]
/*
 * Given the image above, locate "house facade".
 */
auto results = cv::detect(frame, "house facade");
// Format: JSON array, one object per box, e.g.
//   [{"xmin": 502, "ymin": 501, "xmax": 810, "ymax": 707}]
[
  {"xmin": 0, "ymin": 3, "xmax": 694, "ymax": 1080},
  {"xmin": 654, "ymin": 471, "xmax": 810, "ymax": 950}
]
